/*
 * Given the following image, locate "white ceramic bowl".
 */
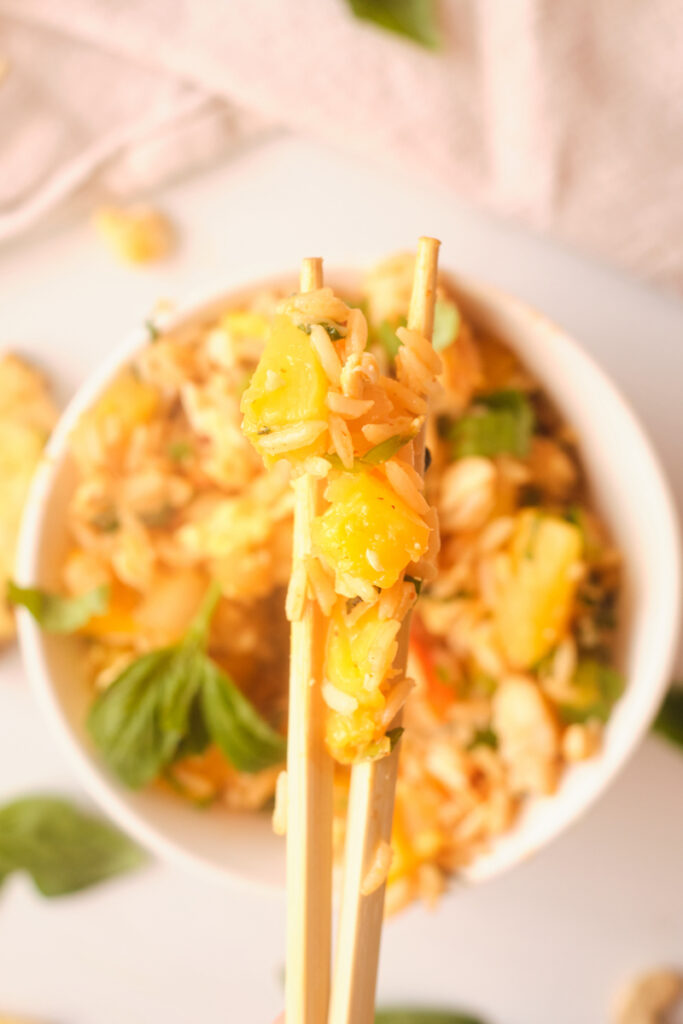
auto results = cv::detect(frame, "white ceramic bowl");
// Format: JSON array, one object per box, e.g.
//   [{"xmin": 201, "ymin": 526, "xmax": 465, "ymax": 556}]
[{"xmin": 16, "ymin": 269, "xmax": 681, "ymax": 892}]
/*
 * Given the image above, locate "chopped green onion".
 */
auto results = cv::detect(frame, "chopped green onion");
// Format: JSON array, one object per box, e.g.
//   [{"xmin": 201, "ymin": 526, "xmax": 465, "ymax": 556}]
[
  {"xmin": 558, "ymin": 658, "xmax": 624, "ymax": 724},
  {"xmin": 447, "ymin": 390, "xmax": 534, "ymax": 459}
]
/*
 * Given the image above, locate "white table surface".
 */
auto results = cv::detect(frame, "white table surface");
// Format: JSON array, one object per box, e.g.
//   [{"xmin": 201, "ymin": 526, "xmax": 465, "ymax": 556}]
[{"xmin": 1, "ymin": 135, "xmax": 683, "ymax": 1024}]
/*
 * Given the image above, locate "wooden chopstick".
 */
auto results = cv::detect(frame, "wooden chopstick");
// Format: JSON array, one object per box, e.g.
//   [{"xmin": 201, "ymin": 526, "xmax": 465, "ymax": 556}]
[
  {"xmin": 286, "ymin": 257, "xmax": 335, "ymax": 1024},
  {"xmin": 327, "ymin": 237, "xmax": 441, "ymax": 1024}
]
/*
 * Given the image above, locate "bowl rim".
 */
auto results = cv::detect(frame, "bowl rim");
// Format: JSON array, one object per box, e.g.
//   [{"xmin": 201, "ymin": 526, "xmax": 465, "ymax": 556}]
[{"xmin": 15, "ymin": 266, "xmax": 682, "ymax": 892}]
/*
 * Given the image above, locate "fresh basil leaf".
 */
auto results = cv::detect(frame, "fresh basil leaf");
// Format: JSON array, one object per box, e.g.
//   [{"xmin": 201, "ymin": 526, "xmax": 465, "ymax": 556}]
[
  {"xmin": 87, "ymin": 649, "xmax": 181, "ymax": 788},
  {"xmin": 653, "ymin": 687, "xmax": 683, "ymax": 749},
  {"xmin": 7, "ymin": 581, "xmax": 110, "ymax": 633},
  {"xmin": 88, "ymin": 581, "xmax": 284, "ymax": 787},
  {"xmin": 558, "ymin": 658, "xmax": 624, "ymax": 724},
  {"xmin": 201, "ymin": 659, "xmax": 286, "ymax": 773},
  {"xmin": 448, "ymin": 390, "xmax": 534, "ymax": 459},
  {"xmin": 347, "ymin": 0, "xmax": 441, "ymax": 49},
  {"xmin": 432, "ymin": 299, "xmax": 461, "ymax": 352},
  {"xmin": 0, "ymin": 796, "xmax": 144, "ymax": 897},
  {"xmin": 376, "ymin": 1011, "xmax": 488, "ymax": 1024}
]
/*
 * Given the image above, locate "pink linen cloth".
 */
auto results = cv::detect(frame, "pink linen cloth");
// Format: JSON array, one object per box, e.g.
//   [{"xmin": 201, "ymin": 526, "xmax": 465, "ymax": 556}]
[{"xmin": 0, "ymin": 0, "xmax": 681, "ymax": 292}]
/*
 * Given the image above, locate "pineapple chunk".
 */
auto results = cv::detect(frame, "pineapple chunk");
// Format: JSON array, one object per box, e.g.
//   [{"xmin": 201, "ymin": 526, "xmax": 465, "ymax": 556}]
[
  {"xmin": 70, "ymin": 370, "xmax": 160, "ymax": 468},
  {"xmin": 324, "ymin": 602, "xmax": 402, "ymax": 762},
  {"xmin": 93, "ymin": 205, "xmax": 174, "ymax": 263},
  {"xmin": 495, "ymin": 510, "xmax": 583, "ymax": 668},
  {"xmin": 312, "ymin": 471, "xmax": 429, "ymax": 590},
  {"xmin": 240, "ymin": 315, "xmax": 329, "ymax": 461}
]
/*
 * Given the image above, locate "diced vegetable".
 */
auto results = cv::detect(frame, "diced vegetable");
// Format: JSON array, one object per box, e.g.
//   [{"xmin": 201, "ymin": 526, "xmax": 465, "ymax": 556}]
[
  {"xmin": 240, "ymin": 315, "xmax": 329, "ymax": 461},
  {"xmin": 448, "ymin": 390, "xmax": 534, "ymax": 459},
  {"xmin": 558, "ymin": 658, "xmax": 624, "ymax": 723},
  {"xmin": 409, "ymin": 631, "xmax": 457, "ymax": 717},
  {"xmin": 312, "ymin": 471, "xmax": 429, "ymax": 590},
  {"xmin": 495, "ymin": 510, "xmax": 583, "ymax": 668}
]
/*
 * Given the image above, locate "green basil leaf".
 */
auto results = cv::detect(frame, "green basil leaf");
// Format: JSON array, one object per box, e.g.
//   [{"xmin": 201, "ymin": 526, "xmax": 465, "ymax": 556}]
[
  {"xmin": 201, "ymin": 659, "xmax": 286, "ymax": 773},
  {"xmin": 7, "ymin": 581, "xmax": 110, "ymax": 633},
  {"xmin": 88, "ymin": 580, "xmax": 283, "ymax": 787},
  {"xmin": 448, "ymin": 390, "xmax": 534, "ymax": 459},
  {"xmin": 0, "ymin": 796, "xmax": 144, "ymax": 897},
  {"xmin": 347, "ymin": 0, "xmax": 441, "ymax": 49},
  {"xmin": 376, "ymin": 1010, "xmax": 489, "ymax": 1024},
  {"xmin": 558, "ymin": 658, "xmax": 624, "ymax": 724},
  {"xmin": 653, "ymin": 687, "xmax": 683, "ymax": 749},
  {"xmin": 432, "ymin": 299, "xmax": 461, "ymax": 352},
  {"xmin": 87, "ymin": 649, "xmax": 179, "ymax": 788}
]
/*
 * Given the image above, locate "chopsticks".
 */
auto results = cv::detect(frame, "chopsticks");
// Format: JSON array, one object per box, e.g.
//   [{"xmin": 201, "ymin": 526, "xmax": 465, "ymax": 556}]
[
  {"xmin": 286, "ymin": 240, "xmax": 440, "ymax": 1024},
  {"xmin": 327, "ymin": 237, "xmax": 440, "ymax": 1024},
  {"xmin": 286, "ymin": 258, "xmax": 335, "ymax": 1023}
]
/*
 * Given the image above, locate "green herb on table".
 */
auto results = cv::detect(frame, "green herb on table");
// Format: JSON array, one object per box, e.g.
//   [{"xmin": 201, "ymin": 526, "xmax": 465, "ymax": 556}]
[
  {"xmin": 432, "ymin": 298, "xmax": 461, "ymax": 352},
  {"xmin": 446, "ymin": 389, "xmax": 534, "ymax": 460},
  {"xmin": 653, "ymin": 686, "xmax": 683, "ymax": 749},
  {"xmin": 0, "ymin": 795, "xmax": 144, "ymax": 897},
  {"xmin": 557, "ymin": 658, "xmax": 625, "ymax": 724},
  {"xmin": 375, "ymin": 1010, "xmax": 490, "ymax": 1024},
  {"xmin": 346, "ymin": 0, "xmax": 441, "ymax": 50},
  {"xmin": 7, "ymin": 582, "xmax": 110, "ymax": 633},
  {"xmin": 87, "ymin": 581, "xmax": 286, "ymax": 789}
]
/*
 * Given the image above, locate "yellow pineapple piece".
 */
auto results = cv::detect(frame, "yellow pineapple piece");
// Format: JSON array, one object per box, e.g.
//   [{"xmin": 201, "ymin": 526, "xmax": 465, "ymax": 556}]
[
  {"xmin": 323, "ymin": 601, "xmax": 402, "ymax": 762},
  {"xmin": 312, "ymin": 471, "xmax": 429, "ymax": 591},
  {"xmin": 93, "ymin": 205, "xmax": 174, "ymax": 263},
  {"xmin": 70, "ymin": 369, "xmax": 160, "ymax": 468},
  {"xmin": 240, "ymin": 314, "xmax": 329, "ymax": 463},
  {"xmin": 495, "ymin": 510, "xmax": 583, "ymax": 668}
]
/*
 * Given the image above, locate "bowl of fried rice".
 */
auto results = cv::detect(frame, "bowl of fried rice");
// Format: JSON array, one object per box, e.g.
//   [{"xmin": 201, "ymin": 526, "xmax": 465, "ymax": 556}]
[{"xmin": 15, "ymin": 255, "xmax": 680, "ymax": 905}]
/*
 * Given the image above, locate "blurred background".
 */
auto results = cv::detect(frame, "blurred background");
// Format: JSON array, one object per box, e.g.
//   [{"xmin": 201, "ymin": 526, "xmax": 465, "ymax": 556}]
[{"xmin": 1, "ymin": 2, "xmax": 683, "ymax": 1022}]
